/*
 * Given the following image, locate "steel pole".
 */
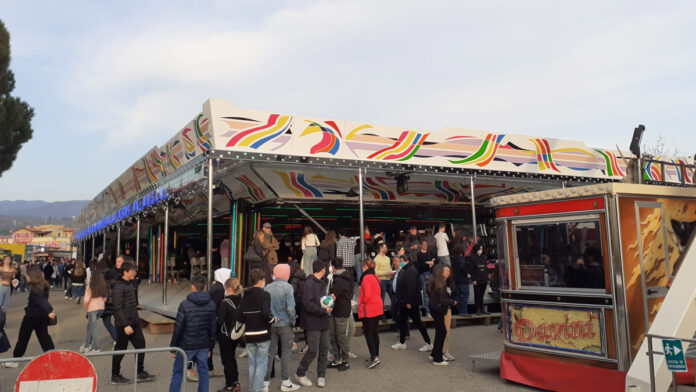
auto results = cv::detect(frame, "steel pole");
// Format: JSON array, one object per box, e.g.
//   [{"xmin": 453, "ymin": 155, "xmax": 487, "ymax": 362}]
[
  {"xmin": 358, "ymin": 167, "xmax": 365, "ymax": 262},
  {"xmin": 135, "ymin": 218, "xmax": 141, "ymax": 271},
  {"xmin": 207, "ymin": 157, "xmax": 214, "ymax": 289},
  {"xmin": 91, "ymin": 236, "xmax": 95, "ymax": 260},
  {"xmin": 470, "ymin": 176, "xmax": 478, "ymax": 242},
  {"xmin": 163, "ymin": 206, "xmax": 169, "ymax": 305},
  {"xmin": 102, "ymin": 231, "xmax": 106, "ymax": 255},
  {"xmin": 117, "ymin": 226, "xmax": 121, "ymax": 256}
]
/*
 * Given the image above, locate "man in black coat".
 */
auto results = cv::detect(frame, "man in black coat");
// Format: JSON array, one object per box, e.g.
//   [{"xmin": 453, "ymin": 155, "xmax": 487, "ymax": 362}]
[
  {"xmin": 328, "ymin": 258, "xmax": 355, "ymax": 370},
  {"xmin": 391, "ymin": 256, "xmax": 432, "ymax": 352},
  {"xmin": 403, "ymin": 226, "xmax": 421, "ymax": 264},
  {"xmin": 110, "ymin": 262, "xmax": 155, "ymax": 385},
  {"xmin": 467, "ymin": 244, "xmax": 490, "ymax": 315},
  {"xmin": 169, "ymin": 275, "xmax": 217, "ymax": 392}
]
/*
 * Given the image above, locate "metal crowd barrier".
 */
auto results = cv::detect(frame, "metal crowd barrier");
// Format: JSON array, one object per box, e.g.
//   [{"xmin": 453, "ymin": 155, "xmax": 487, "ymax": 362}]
[
  {"xmin": 645, "ymin": 333, "xmax": 696, "ymax": 392},
  {"xmin": 0, "ymin": 346, "xmax": 188, "ymax": 392}
]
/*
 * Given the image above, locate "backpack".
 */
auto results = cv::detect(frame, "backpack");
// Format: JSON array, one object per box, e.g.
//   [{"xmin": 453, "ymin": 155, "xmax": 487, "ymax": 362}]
[
  {"xmin": 220, "ymin": 298, "xmax": 245, "ymax": 340},
  {"xmin": 243, "ymin": 245, "xmax": 263, "ymax": 264}
]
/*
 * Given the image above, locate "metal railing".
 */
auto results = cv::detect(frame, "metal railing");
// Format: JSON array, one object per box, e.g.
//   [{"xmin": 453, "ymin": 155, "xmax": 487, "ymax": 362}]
[
  {"xmin": 0, "ymin": 346, "xmax": 188, "ymax": 392},
  {"xmin": 645, "ymin": 333, "xmax": 695, "ymax": 392}
]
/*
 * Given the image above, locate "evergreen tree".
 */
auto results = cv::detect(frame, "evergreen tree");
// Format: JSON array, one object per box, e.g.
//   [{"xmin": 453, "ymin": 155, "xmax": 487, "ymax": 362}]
[{"xmin": 0, "ymin": 19, "xmax": 34, "ymax": 177}]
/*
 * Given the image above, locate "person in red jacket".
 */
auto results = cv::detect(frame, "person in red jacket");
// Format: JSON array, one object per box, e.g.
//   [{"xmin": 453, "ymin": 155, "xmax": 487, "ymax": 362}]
[{"xmin": 358, "ymin": 257, "xmax": 384, "ymax": 369}]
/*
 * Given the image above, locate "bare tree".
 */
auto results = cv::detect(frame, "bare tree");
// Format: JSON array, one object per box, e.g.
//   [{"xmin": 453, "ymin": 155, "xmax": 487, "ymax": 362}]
[{"xmin": 642, "ymin": 135, "xmax": 684, "ymax": 158}]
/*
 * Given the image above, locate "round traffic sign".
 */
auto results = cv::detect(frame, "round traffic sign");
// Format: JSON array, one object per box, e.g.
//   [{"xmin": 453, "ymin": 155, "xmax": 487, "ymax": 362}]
[{"xmin": 15, "ymin": 350, "xmax": 97, "ymax": 392}]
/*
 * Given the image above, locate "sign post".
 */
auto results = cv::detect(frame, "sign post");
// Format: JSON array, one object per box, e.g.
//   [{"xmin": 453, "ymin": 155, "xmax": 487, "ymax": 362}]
[{"xmin": 15, "ymin": 350, "xmax": 97, "ymax": 392}]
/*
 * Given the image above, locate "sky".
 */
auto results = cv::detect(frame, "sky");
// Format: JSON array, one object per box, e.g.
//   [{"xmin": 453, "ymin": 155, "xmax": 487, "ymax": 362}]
[{"xmin": 0, "ymin": 0, "xmax": 695, "ymax": 201}]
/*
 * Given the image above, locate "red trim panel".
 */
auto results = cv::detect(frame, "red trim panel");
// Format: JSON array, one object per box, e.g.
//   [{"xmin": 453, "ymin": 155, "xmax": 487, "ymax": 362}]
[
  {"xmin": 500, "ymin": 352, "xmax": 625, "ymax": 392},
  {"xmin": 496, "ymin": 197, "xmax": 605, "ymax": 218}
]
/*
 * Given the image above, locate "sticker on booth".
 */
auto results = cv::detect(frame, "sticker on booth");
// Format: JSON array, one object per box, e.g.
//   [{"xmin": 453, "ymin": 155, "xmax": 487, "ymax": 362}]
[{"xmin": 507, "ymin": 304, "xmax": 604, "ymax": 356}]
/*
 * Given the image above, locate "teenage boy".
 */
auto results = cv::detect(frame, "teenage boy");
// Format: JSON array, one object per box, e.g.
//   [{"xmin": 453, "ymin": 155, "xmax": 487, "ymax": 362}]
[
  {"xmin": 433, "ymin": 223, "xmax": 451, "ymax": 267},
  {"xmin": 264, "ymin": 264, "xmax": 300, "ymax": 391},
  {"xmin": 391, "ymin": 255, "xmax": 432, "ymax": 353},
  {"xmin": 295, "ymin": 260, "xmax": 332, "ymax": 388},
  {"xmin": 169, "ymin": 275, "xmax": 217, "ymax": 392},
  {"xmin": 110, "ymin": 262, "xmax": 155, "ymax": 385},
  {"xmin": 328, "ymin": 258, "xmax": 355, "ymax": 371},
  {"xmin": 240, "ymin": 269, "xmax": 275, "ymax": 392}
]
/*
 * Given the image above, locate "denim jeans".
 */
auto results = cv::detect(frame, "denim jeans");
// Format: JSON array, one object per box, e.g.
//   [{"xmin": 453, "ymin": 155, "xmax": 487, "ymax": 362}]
[
  {"xmin": 248, "ymin": 340, "xmax": 271, "ymax": 392},
  {"xmin": 0, "ymin": 284, "xmax": 11, "ymax": 311},
  {"xmin": 102, "ymin": 314, "xmax": 117, "ymax": 341},
  {"xmin": 170, "ymin": 348, "xmax": 209, "ymax": 392},
  {"xmin": 455, "ymin": 283, "xmax": 470, "ymax": 315},
  {"xmin": 72, "ymin": 284, "xmax": 85, "ymax": 299},
  {"xmin": 266, "ymin": 325, "xmax": 294, "ymax": 382},
  {"xmin": 420, "ymin": 272, "xmax": 432, "ymax": 314},
  {"xmin": 84, "ymin": 310, "xmax": 103, "ymax": 350}
]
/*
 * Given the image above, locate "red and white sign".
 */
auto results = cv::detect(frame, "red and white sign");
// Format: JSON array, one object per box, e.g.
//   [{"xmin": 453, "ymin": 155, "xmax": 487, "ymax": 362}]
[
  {"xmin": 43, "ymin": 242, "xmax": 62, "ymax": 249},
  {"xmin": 12, "ymin": 233, "xmax": 33, "ymax": 245},
  {"xmin": 0, "ymin": 236, "xmax": 10, "ymax": 244},
  {"xmin": 15, "ymin": 351, "xmax": 97, "ymax": 392}
]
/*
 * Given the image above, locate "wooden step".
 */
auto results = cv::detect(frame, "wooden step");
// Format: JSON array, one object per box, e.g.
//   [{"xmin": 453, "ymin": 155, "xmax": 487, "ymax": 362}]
[{"xmin": 139, "ymin": 310, "xmax": 175, "ymax": 334}]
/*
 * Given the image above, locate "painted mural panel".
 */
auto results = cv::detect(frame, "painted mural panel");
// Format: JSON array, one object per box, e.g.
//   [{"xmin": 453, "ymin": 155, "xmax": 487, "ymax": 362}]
[{"xmin": 619, "ymin": 196, "xmax": 696, "ymax": 357}]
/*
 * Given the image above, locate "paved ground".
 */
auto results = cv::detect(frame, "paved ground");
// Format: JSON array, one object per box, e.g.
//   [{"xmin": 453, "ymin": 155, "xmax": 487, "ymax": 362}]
[{"xmin": 0, "ymin": 289, "xmax": 535, "ymax": 392}]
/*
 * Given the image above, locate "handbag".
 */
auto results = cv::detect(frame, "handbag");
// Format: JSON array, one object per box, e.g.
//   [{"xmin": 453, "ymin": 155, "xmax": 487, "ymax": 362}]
[
  {"xmin": 220, "ymin": 299, "xmax": 245, "ymax": 340},
  {"xmin": 48, "ymin": 314, "xmax": 58, "ymax": 326}
]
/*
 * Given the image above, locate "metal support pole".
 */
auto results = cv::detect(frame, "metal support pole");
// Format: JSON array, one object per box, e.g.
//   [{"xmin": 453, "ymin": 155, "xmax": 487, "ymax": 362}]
[
  {"xmin": 102, "ymin": 231, "xmax": 106, "ymax": 256},
  {"xmin": 358, "ymin": 167, "xmax": 365, "ymax": 262},
  {"xmin": 470, "ymin": 176, "xmax": 478, "ymax": 242},
  {"xmin": 117, "ymin": 225, "xmax": 121, "ymax": 256},
  {"xmin": 647, "ymin": 335, "xmax": 656, "ymax": 392},
  {"xmin": 82, "ymin": 240, "xmax": 86, "ymax": 262},
  {"xmin": 135, "ymin": 218, "xmax": 140, "ymax": 272},
  {"xmin": 163, "ymin": 206, "xmax": 169, "ymax": 305},
  {"xmin": 207, "ymin": 157, "xmax": 214, "ymax": 289},
  {"xmin": 673, "ymin": 372, "xmax": 678, "ymax": 392},
  {"xmin": 91, "ymin": 236, "xmax": 95, "ymax": 260}
]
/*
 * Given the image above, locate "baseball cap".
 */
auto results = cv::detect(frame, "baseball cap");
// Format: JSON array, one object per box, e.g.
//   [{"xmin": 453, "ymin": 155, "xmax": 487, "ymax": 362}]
[{"xmin": 262, "ymin": 222, "xmax": 272, "ymax": 228}]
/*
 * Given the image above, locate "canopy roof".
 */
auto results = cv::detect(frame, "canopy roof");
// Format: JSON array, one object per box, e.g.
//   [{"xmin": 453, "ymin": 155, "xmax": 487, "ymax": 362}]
[{"xmin": 75, "ymin": 99, "xmax": 694, "ymax": 239}]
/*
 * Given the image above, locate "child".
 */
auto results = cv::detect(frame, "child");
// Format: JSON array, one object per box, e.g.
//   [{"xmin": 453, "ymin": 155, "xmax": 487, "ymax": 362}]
[
  {"xmin": 81, "ymin": 271, "xmax": 108, "ymax": 353},
  {"xmin": 217, "ymin": 277, "xmax": 244, "ymax": 392}
]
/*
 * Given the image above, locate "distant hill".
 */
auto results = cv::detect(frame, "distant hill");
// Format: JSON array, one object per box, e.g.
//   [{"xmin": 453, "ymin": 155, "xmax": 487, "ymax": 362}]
[{"xmin": 0, "ymin": 200, "xmax": 89, "ymax": 219}]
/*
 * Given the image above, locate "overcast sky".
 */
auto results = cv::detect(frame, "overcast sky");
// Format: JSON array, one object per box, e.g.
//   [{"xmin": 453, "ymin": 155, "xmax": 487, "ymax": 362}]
[{"xmin": 1, "ymin": 0, "xmax": 695, "ymax": 201}]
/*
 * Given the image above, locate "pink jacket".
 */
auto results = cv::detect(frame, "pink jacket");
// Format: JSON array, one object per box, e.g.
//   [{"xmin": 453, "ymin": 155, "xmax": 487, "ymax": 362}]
[{"xmin": 83, "ymin": 287, "xmax": 106, "ymax": 313}]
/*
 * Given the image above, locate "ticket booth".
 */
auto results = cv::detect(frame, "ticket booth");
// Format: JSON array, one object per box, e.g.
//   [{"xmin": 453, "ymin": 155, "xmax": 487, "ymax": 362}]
[{"xmin": 490, "ymin": 183, "xmax": 696, "ymax": 392}]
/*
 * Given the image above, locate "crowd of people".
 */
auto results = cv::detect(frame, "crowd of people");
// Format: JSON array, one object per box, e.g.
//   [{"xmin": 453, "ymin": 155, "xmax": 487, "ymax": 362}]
[{"xmin": 0, "ymin": 221, "xmax": 499, "ymax": 392}]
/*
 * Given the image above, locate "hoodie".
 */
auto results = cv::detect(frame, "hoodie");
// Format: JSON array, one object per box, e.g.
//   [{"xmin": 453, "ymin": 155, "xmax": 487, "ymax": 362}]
[
  {"xmin": 210, "ymin": 268, "xmax": 231, "ymax": 307},
  {"xmin": 170, "ymin": 291, "xmax": 217, "ymax": 351}
]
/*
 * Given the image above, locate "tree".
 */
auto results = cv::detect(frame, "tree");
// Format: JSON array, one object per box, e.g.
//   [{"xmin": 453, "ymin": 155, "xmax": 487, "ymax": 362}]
[
  {"xmin": 642, "ymin": 135, "xmax": 683, "ymax": 158},
  {"xmin": 0, "ymin": 19, "xmax": 34, "ymax": 177}
]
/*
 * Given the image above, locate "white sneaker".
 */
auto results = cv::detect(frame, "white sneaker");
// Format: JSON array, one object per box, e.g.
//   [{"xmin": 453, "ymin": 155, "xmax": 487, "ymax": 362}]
[
  {"xmin": 428, "ymin": 355, "xmax": 433, "ymax": 361},
  {"xmin": 317, "ymin": 377, "xmax": 326, "ymax": 388},
  {"xmin": 419, "ymin": 343, "xmax": 433, "ymax": 352},
  {"xmin": 390, "ymin": 342, "xmax": 407, "ymax": 350},
  {"xmin": 88, "ymin": 349, "xmax": 101, "ymax": 353},
  {"xmin": 444, "ymin": 352, "xmax": 455, "ymax": 361},
  {"xmin": 433, "ymin": 360, "xmax": 449, "ymax": 366},
  {"xmin": 3, "ymin": 361, "xmax": 19, "ymax": 368},
  {"xmin": 79, "ymin": 344, "xmax": 89, "ymax": 353},
  {"xmin": 295, "ymin": 374, "xmax": 312, "ymax": 387},
  {"xmin": 263, "ymin": 381, "xmax": 270, "ymax": 388},
  {"xmin": 281, "ymin": 380, "xmax": 300, "ymax": 391},
  {"xmin": 261, "ymin": 388, "xmax": 268, "ymax": 392},
  {"xmin": 348, "ymin": 352, "xmax": 357, "ymax": 359},
  {"xmin": 238, "ymin": 349, "xmax": 249, "ymax": 358}
]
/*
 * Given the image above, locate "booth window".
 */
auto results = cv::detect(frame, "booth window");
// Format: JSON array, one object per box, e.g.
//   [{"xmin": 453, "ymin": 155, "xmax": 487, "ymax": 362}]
[{"xmin": 514, "ymin": 219, "xmax": 604, "ymax": 290}]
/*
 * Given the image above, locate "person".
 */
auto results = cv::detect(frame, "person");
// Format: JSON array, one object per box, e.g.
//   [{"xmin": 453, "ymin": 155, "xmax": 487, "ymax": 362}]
[
  {"xmin": 358, "ymin": 258, "xmax": 383, "ymax": 369},
  {"xmin": 427, "ymin": 264, "xmax": 456, "ymax": 365},
  {"xmin": 288, "ymin": 261, "xmax": 306, "ymax": 352},
  {"xmin": 239, "ymin": 269, "xmax": 274, "ymax": 392},
  {"xmin": 451, "ymin": 244, "xmax": 471, "ymax": 316},
  {"xmin": 261, "ymin": 222, "xmax": 280, "ymax": 266},
  {"xmin": 245, "ymin": 230, "xmax": 269, "ymax": 278},
  {"xmin": 94, "ymin": 259, "xmax": 118, "ymax": 344},
  {"xmin": 195, "ymin": 268, "xmax": 229, "ymax": 380},
  {"xmin": 403, "ymin": 226, "xmax": 421, "ymax": 264},
  {"xmin": 336, "ymin": 230, "xmax": 359, "ymax": 283},
  {"xmin": 0, "ymin": 256, "xmax": 15, "ymax": 311},
  {"xmin": 264, "ymin": 264, "xmax": 300, "ymax": 391},
  {"xmin": 434, "ymin": 223, "xmax": 451, "ymax": 267},
  {"xmin": 319, "ymin": 230, "xmax": 337, "ymax": 264},
  {"xmin": 81, "ymin": 270, "xmax": 108, "ymax": 353},
  {"xmin": 0, "ymin": 308, "xmax": 10, "ymax": 354},
  {"xmin": 111, "ymin": 261, "xmax": 155, "ymax": 385},
  {"xmin": 19, "ymin": 261, "xmax": 27, "ymax": 293},
  {"xmin": 3, "ymin": 266, "xmax": 56, "ymax": 368},
  {"xmin": 295, "ymin": 260, "xmax": 331, "ymax": 388},
  {"xmin": 218, "ymin": 277, "xmax": 244, "ymax": 392},
  {"xmin": 72, "ymin": 262, "xmax": 87, "ymax": 304},
  {"xmin": 389, "ymin": 255, "xmax": 408, "ymax": 336},
  {"xmin": 327, "ymin": 257, "xmax": 355, "ymax": 371},
  {"xmin": 301, "ymin": 226, "xmax": 321, "ymax": 277},
  {"xmin": 373, "ymin": 244, "xmax": 393, "ymax": 303},
  {"xmin": 64, "ymin": 258, "xmax": 76, "ymax": 299},
  {"xmin": 391, "ymin": 251, "xmax": 432, "ymax": 352},
  {"xmin": 56, "ymin": 260, "xmax": 65, "ymax": 289},
  {"xmin": 467, "ymin": 244, "xmax": 490, "ymax": 315},
  {"xmin": 42, "ymin": 261, "xmax": 54, "ymax": 287},
  {"xmin": 416, "ymin": 240, "xmax": 436, "ymax": 317},
  {"xmin": 169, "ymin": 275, "xmax": 217, "ymax": 392}
]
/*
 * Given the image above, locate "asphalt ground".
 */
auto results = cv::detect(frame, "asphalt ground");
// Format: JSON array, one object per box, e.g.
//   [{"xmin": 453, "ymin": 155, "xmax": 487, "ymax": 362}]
[{"xmin": 0, "ymin": 289, "xmax": 535, "ymax": 392}]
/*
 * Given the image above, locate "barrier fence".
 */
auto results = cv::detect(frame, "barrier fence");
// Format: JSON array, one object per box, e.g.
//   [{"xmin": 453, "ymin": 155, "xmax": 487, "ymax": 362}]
[
  {"xmin": 0, "ymin": 346, "xmax": 188, "ymax": 392},
  {"xmin": 645, "ymin": 333, "xmax": 696, "ymax": 392}
]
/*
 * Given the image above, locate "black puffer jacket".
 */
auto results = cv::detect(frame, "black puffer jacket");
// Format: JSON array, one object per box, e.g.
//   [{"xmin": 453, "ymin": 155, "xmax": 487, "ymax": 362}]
[
  {"xmin": 289, "ymin": 268, "xmax": 306, "ymax": 308},
  {"xmin": 239, "ymin": 287, "xmax": 273, "ymax": 343},
  {"xmin": 111, "ymin": 278, "xmax": 139, "ymax": 328},
  {"xmin": 301, "ymin": 275, "xmax": 329, "ymax": 331},
  {"xmin": 396, "ymin": 262, "xmax": 421, "ymax": 308},
  {"xmin": 170, "ymin": 291, "xmax": 217, "ymax": 350},
  {"xmin": 427, "ymin": 285, "xmax": 456, "ymax": 315},
  {"xmin": 329, "ymin": 270, "xmax": 353, "ymax": 318},
  {"xmin": 452, "ymin": 255, "xmax": 470, "ymax": 285},
  {"xmin": 467, "ymin": 253, "xmax": 489, "ymax": 284},
  {"xmin": 25, "ymin": 284, "xmax": 52, "ymax": 318}
]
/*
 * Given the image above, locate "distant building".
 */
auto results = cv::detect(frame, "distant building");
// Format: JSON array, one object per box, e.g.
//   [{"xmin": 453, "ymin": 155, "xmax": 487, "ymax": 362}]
[{"xmin": 0, "ymin": 225, "xmax": 75, "ymax": 261}]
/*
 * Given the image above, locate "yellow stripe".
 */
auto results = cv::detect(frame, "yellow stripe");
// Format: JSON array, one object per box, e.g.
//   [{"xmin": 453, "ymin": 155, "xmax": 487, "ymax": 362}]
[
  {"xmin": 240, "ymin": 115, "xmax": 290, "ymax": 147},
  {"xmin": 468, "ymin": 135, "xmax": 497, "ymax": 165},
  {"xmin": 531, "ymin": 139, "xmax": 546, "ymax": 170},
  {"xmin": 301, "ymin": 123, "xmax": 322, "ymax": 137},
  {"xmin": 346, "ymin": 124, "xmax": 372, "ymax": 140},
  {"xmin": 375, "ymin": 132, "xmax": 416, "ymax": 160},
  {"xmin": 274, "ymin": 171, "xmax": 304, "ymax": 198},
  {"xmin": 551, "ymin": 148, "xmax": 596, "ymax": 156}
]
